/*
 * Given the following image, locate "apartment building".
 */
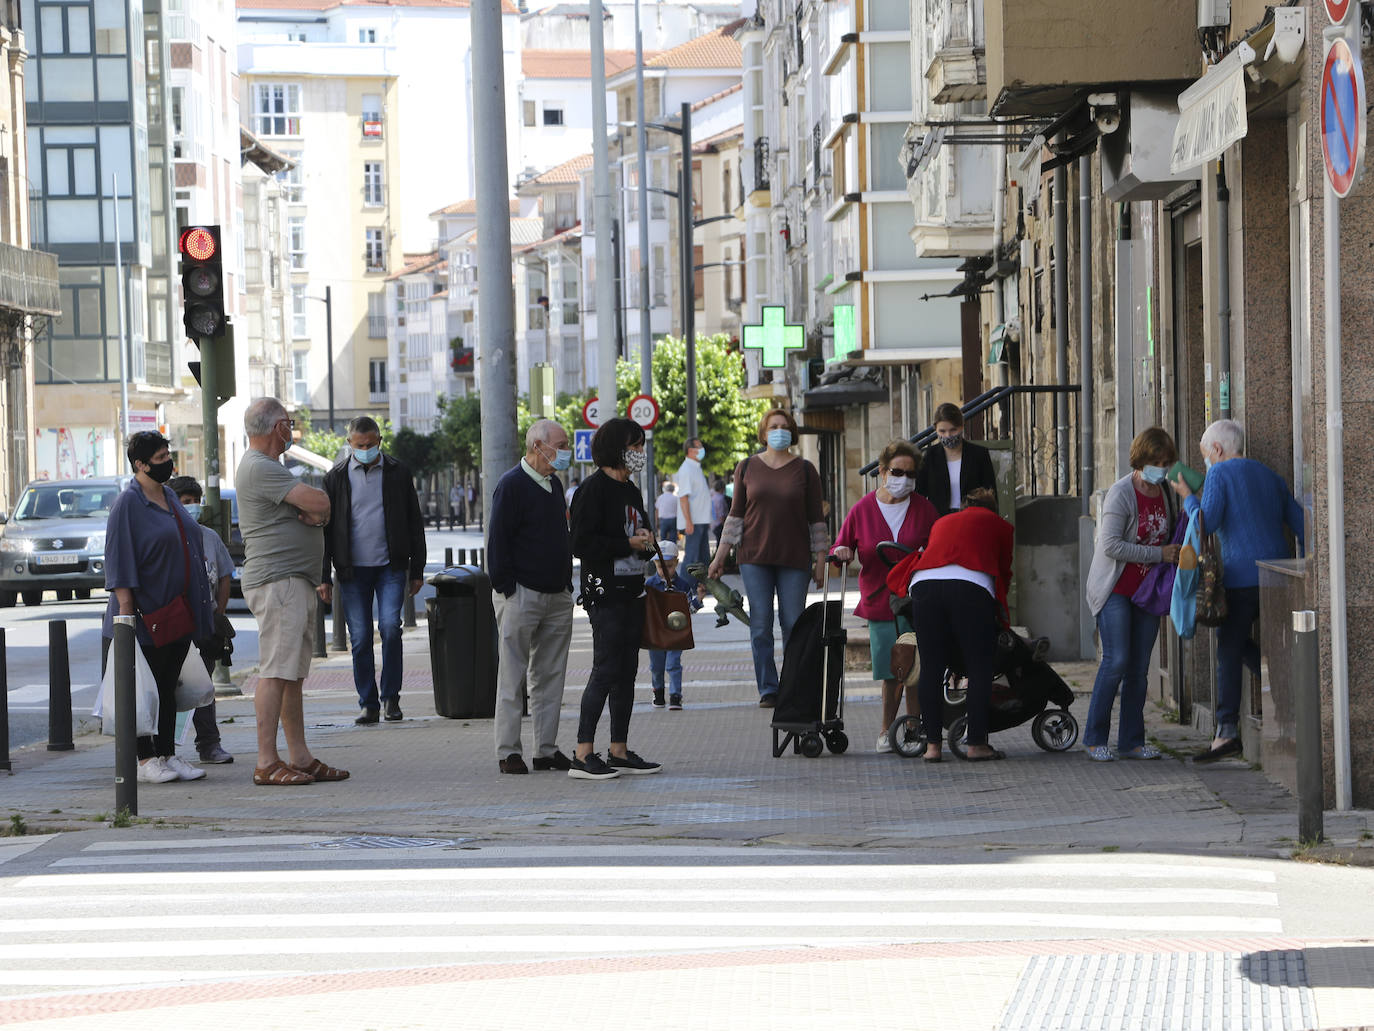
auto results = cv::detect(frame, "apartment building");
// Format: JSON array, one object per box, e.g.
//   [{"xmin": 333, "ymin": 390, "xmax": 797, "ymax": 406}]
[{"xmin": 239, "ymin": 128, "xmax": 292, "ymax": 408}]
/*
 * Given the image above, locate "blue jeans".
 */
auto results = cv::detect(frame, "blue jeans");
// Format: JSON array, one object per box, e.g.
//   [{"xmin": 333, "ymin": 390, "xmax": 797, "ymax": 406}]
[
  {"xmin": 649, "ymin": 649, "xmax": 683, "ymax": 696},
  {"xmin": 1085, "ymin": 593, "xmax": 1161, "ymax": 750},
  {"xmin": 340, "ymin": 565, "xmax": 406, "ymax": 712},
  {"xmin": 1215, "ymin": 586, "xmax": 1261, "ymax": 740},
  {"xmin": 659, "ymin": 517, "xmax": 677, "ymax": 541},
  {"xmin": 681, "ymin": 525, "xmax": 710, "ymax": 584},
  {"xmin": 739, "ymin": 563, "xmax": 811, "ymax": 698}
]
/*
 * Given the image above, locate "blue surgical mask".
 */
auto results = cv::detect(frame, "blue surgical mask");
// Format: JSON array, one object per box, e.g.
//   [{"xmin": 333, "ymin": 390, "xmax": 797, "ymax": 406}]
[
  {"xmin": 1141, "ymin": 465, "xmax": 1168, "ymax": 485},
  {"xmin": 1204, "ymin": 455, "xmax": 1215, "ymax": 470},
  {"xmin": 551, "ymin": 448, "xmax": 572, "ymax": 472},
  {"xmin": 353, "ymin": 445, "xmax": 380, "ymax": 465},
  {"xmin": 695, "ymin": 448, "xmax": 706, "ymax": 464},
  {"xmin": 183, "ymin": 503, "xmax": 203, "ymax": 520},
  {"xmin": 767, "ymin": 429, "xmax": 792, "ymax": 451}
]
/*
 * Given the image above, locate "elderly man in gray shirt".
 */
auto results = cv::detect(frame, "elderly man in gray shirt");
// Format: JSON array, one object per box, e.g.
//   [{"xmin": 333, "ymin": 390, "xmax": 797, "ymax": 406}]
[{"xmin": 320, "ymin": 415, "xmax": 426, "ymax": 724}]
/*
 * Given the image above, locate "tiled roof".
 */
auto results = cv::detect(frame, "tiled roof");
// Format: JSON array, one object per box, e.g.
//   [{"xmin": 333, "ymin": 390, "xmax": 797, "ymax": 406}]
[
  {"xmin": 525, "ymin": 152, "xmax": 593, "ymax": 186},
  {"xmin": 386, "ymin": 250, "xmax": 445, "ymax": 281},
  {"xmin": 430, "ymin": 198, "xmax": 521, "ymax": 217},
  {"xmin": 691, "ymin": 82, "xmax": 742, "ymax": 112},
  {"xmin": 521, "ymin": 48, "xmax": 647, "ymax": 79},
  {"xmin": 693, "ymin": 122, "xmax": 744, "ymax": 153},
  {"xmin": 517, "ymin": 224, "xmax": 581, "ymax": 253},
  {"xmin": 644, "ymin": 20, "xmax": 744, "ymax": 70},
  {"xmin": 468, "ymin": 217, "xmax": 545, "ymax": 248}
]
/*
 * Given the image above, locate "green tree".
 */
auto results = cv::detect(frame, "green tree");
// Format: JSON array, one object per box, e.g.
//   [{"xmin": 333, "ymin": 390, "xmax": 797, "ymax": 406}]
[
  {"xmin": 297, "ymin": 407, "xmax": 396, "ymax": 464},
  {"xmin": 390, "ymin": 426, "xmax": 437, "ymax": 479},
  {"xmin": 436, "ymin": 392, "xmax": 482, "ymax": 477},
  {"xmin": 636, "ymin": 334, "xmax": 767, "ymax": 478}
]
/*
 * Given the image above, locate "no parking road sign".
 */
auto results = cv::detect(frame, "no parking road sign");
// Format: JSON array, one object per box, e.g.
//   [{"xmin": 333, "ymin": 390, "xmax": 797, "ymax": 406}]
[{"xmin": 1321, "ymin": 35, "xmax": 1366, "ymax": 198}]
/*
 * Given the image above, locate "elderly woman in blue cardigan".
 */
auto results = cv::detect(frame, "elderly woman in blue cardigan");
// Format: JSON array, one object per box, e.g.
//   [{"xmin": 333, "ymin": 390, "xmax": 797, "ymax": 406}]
[
  {"xmin": 1173, "ymin": 419, "xmax": 1304, "ymax": 763},
  {"xmin": 1083, "ymin": 428, "xmax": 1181, "ymax": 762}
]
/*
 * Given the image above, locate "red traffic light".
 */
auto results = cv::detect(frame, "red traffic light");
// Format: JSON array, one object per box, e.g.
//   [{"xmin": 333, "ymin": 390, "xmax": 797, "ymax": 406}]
[{"xmin": 179, "ymin": 226, "xmax": 218, "ymax": 262}]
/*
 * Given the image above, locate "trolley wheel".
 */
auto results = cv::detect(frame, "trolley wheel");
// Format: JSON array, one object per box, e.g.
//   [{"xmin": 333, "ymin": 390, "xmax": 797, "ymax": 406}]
[
  {"xmin": 943, "ymin": 670, "xmax": 968, "ymax": 708},
  {"xmin": 890, "ymin": 715, "xmax": 926, "ymax": 758},
  {"xmin": 21, "ymin": 589, "xmax": 42, "ymax": 607},
  {"xmin": 1032, "ymin": 709, "xmax": 1080, "ymax": 752},
  {"xmin": 799, "ymin": 733, "xmax": 825, "ymax": 759},
  {"xmin": 947, "ymin": 716, "xmax": 969, "ymax": 761},
  {"xmin": 825, "ymin": 730, "xmax": 849, "ymax": 755}
]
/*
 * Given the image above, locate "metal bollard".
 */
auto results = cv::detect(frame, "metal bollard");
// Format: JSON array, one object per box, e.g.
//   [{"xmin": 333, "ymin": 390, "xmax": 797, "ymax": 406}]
[
  {"xmin": 0, "ymin": 628, "xmax": 11, "ymax": 772},
  {"xmin": 313, "ymin": 597, "xmax": 327, "ymax": 658},
  {"xmin": 1293, "ymin": 609, "xmax": 1324, "ymax": 844},
  {"xmin": 112, "ymin": 616, "xmax": 137, "ymax": 815},
  {"xmin": 402, "ymin": 591, "xmax": 417, "ymax": 628},
  {"xmin": 444, "ymin": 547, "xmax": 453, "ymax": 567},
  {"xmin": 474, "ymin": 547, "xmax": 485, "ymax": 570},
  {"xmin": 457, "ymin": 549, "xmax": 467, "ymax": 565},
  {"xmin": 47, "ymin": 620, "xmax": 74, "ymax": 751},
  {"xmin": 332, "ymin": 596, "xmax": 349, "ymax": 652}
]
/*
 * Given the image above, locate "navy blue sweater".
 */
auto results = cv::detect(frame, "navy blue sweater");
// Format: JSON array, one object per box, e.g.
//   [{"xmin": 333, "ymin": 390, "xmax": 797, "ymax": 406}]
[{"xmin": 486, "ymin": 463, "xmax": 572, "ymax": 597}]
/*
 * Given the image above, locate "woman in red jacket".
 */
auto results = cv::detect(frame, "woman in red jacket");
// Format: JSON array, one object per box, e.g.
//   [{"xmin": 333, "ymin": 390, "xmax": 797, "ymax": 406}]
[{"xmin": 885, "ymin": 488, "xmax": 1013, "ymax": 761}]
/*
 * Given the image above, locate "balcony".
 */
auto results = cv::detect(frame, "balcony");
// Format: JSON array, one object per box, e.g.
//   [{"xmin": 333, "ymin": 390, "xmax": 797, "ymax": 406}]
[
  {"xmin": 984, "ymin": 0, "xmax": 1198, "ymax": 116},
  {"xmin": 750, "ymin": 138, "xmax": 771, "ymax": 205},
  {"xmin": 0, "ymin": 243, "xmax": 59, "ymax": 317},
  {"xmin": 368, "ymin": 314, "xmax": 387, "ymax": 338}
]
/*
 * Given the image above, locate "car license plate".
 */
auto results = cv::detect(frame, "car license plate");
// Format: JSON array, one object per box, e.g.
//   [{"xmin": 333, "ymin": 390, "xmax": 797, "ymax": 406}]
[{"xmin": 35, "ymin": 553, "xmax": 80, "ymax": 566}]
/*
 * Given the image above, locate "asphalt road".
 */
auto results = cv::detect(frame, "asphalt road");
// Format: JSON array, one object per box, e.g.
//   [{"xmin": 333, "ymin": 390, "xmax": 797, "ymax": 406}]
[{"xmin": 1, "ymin": 527, "xmax": 487, "ymax": 753}]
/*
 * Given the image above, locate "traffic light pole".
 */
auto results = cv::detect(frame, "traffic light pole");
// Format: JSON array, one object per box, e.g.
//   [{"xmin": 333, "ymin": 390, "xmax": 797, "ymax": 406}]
[{"xmin": 198, "ymin": 331, "xmax": 221, "ymax": 541}]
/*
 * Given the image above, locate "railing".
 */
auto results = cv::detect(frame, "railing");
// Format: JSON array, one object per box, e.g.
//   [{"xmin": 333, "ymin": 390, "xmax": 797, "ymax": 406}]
[
  {"xmin": 753, "ymin": 138, "xmax": 771, "ymax": 192},
  {"xmin": 812, "ymin": 122, "xmax": 822, "ymax": 185},
  {"xmin": 860, "ymin": 384, "xmax": 1082, "ymax": 499},
  {"xmin": 368, "ymin": 314, "xmax": 386, "ymax": 337}
]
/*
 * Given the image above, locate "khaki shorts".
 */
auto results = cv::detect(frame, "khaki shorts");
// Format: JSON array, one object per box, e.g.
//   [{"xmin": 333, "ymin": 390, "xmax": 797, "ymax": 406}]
[{"xmin": 244, "ymin": 575, "xmax": 316, "ymax": 682}]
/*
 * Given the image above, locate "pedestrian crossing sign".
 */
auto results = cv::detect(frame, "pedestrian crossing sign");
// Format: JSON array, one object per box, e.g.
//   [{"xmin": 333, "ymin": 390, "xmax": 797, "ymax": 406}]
[{"xmin": 574, "ymin": 429, "xmax": 594, "ymax": 464}]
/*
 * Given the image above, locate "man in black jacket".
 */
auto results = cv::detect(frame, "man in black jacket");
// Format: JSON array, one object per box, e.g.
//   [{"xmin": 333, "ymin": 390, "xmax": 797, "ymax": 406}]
[{"xmin": 318, "ymin": 416, "xmax": 426, "ymax": 724}]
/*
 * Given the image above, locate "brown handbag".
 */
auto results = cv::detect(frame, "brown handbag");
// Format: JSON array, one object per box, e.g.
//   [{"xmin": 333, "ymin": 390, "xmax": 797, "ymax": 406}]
[
  {"xmin": 1195, "ymin": 512, "xmax": 1228, "ymax": 628},
  {"xmin": 143, "ymin": 506, "xmax": 197, "ymax": 647},
  {"xmin": 640, "ymin": 537, "xmax": 695, "ymax": 652}
]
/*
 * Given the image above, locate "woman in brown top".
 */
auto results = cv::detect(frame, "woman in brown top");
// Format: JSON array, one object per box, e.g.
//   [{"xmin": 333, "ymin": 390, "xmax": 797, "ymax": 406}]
[{"xmin": 709, "ymin": 408, "xmax": 828, "ymax": 706}]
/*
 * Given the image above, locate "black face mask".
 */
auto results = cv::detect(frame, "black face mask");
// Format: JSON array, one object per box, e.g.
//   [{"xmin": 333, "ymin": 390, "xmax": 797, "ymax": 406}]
[{"xmin": 146, "ymin": 459, "xmax": 174, "ymax": 483}]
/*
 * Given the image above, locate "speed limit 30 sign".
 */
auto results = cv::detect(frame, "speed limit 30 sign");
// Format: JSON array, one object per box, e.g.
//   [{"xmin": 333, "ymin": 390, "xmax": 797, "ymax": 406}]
[{"xmin": 627, "ymin": 394, "xmax": 660, "ymax": 429}]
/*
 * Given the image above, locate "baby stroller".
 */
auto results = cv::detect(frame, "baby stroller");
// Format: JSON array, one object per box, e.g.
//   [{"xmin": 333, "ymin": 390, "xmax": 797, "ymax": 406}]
[
  {"xmin": 876, "ymin": 542, "xmax": 1080, "ymax": 760},
  {"xmin": 770, "ymin": 556, "xmax": 849, "ymax": 758}
]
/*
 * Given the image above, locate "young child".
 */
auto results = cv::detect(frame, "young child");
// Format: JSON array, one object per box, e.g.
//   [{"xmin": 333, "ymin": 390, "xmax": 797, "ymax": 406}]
[{"xmin": 646, "ymin": 539, "xmax": 702, "ymax": 709}]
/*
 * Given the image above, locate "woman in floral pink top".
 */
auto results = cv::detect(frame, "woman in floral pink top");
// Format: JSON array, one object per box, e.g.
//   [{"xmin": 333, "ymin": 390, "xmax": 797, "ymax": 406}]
[{"xmin": 1082, "ymin": 428, "xmax": 1182, "ymax": 762}]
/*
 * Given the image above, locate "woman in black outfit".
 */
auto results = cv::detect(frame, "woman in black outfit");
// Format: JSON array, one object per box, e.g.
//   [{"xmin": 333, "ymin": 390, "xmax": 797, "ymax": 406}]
[
  {"xmin": 914, "ymin": 402, "xmax": 997, "ymax": 516},
  {"xmin": 568, "ymin": 417, "xmax": 663, "ymax": 780}
]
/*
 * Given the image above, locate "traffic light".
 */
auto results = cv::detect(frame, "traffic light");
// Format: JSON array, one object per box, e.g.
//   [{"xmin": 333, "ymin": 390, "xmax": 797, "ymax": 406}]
[{"xmin": 178, "ymin": 225, "xmax": 226, "ymax": 339}]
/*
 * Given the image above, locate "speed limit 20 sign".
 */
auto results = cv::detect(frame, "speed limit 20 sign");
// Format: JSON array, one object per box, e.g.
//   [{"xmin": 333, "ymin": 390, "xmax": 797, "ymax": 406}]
[{"xmin": 627, "ymin": 394, "xmax": 660, "ymax": 429}]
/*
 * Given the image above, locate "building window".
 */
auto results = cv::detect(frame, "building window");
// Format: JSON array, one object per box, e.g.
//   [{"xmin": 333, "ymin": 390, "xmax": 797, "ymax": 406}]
[
  {"xmin": 365, "ymin": 228, "xmax": 386, "ymax": 272},
  {"xmin": 522, "ymin": 101, "xmax": 536, "ymax": 127},
  {"xmin": 291, "ymin": 285, "xmax": 308, "ymax": 338},
  {"xmin": 652, "ymin": 245, "xmax": 667, "ymax": 306},
  {"xmin": 368, "ymin": 358, "xmax": 387, "ymax": 397},
  {"xmin": 554, "ymin": 190, "xmax": 575, "ymax": 231},
  {"xmin": 291, "ymin": 350, "xmax": 309, "ymax": 404},
  {"xmin": 288, "ymin": 216, "xmax": 306, "ymax": 269},
  {"xmin": 542, "ymin": 105, "xmax": 564, "ymax": 127},
  {"xmin": 693, "ymin": 245, "xmax": 704, "ymax": 311},
  {"xmin": 367, "ymin": 291, "xmax": 386, "ymax": 337},
  {"xmin": 561, "ymin": 262, "xmax": 579, "ymax": 325},
  {"xmin": 170, "ymin": 87, "xmax": 185, "ymax": 158},
  {"xmin": 39, "ymin": 4, "xmax": 92, "ymax": 55},
  {"xmin": 363, "ymin": 162, "xmax": 383, "ymax": 206},
  {"xmin": 361, "ymin": 93, "xmax": 383, "ymax": 138},
  {"xmin": 358, "ymin": 27, "xmax": 376, "ymax": 43},
  {"xmin": 279, "ymin": 154, "xmax": 304, "ymax": 202},
  {"xmin": 253, "ymin": 83, "xmax": 302, "ymax": 137}
]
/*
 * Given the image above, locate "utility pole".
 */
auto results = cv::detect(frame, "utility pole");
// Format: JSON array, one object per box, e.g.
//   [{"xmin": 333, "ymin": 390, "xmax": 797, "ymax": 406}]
[
  {"xmin": 590, "ymin": 0, "xmax": 618, "ymax": 426},
  {"xmin": 471, "ymin": 0, "xmax": 519, "ymax": 525},
  {"xmin": 679, "ymin": 102, "xmax": 697, "ymax": 442},
  {"xmin": 111, "ymin": 174, "xmax": 130, "ymax": 443},
  {"xmin": 634, "ymin": 0, "xmax": 654, "ymax": 504},
  {"xmin": 324, "ymin": 284, "xmax": 335, "ymax": 432}
]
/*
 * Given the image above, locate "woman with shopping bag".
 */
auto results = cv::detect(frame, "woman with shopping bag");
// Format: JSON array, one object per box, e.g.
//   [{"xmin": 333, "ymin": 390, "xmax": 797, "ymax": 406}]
[
  {"xmin": 1082, "ymin": 428, "xmax": 1182, "ymax": 762},
  {"xmin": 101, "ymin": 432, "xmax": 217, "ymax": 784}
]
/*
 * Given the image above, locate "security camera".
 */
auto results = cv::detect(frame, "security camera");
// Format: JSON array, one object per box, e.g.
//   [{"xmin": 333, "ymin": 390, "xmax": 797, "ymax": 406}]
[{"xmin": 1265, "ymin": 7, "xmax": 1305, "ymax": 64}]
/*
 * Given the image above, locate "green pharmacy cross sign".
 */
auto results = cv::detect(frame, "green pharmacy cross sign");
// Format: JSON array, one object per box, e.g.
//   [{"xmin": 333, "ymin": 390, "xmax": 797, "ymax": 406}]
[{"xmin": 742, "ymin": 306, "xmax": 805, "ymax": 368}]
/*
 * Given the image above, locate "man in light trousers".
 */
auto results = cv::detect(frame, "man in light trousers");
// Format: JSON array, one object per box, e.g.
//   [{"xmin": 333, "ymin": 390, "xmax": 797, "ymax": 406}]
[
  {"xmin": 676, "ymin": 437, "xmax": 712, "ymax": 583},
  {"xmin": 487, "ymin": 420, "xmax": 575, "ymax": 774}
]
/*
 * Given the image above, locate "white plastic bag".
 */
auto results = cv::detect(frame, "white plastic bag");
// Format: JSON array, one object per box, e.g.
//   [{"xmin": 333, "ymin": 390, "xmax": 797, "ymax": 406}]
[
  {"xmin": 174, "ymin": 649, "xmax": 214, "ymax": 712},
  {"xmin": 92, "ymin": 643, "xmax": 159, "ymax": 737}
]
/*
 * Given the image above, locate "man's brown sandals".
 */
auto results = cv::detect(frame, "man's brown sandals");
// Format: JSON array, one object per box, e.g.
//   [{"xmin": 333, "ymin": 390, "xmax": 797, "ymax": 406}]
[{"xmin": 252, "ymin": 758, "xmax": 351, "ymax": 786}]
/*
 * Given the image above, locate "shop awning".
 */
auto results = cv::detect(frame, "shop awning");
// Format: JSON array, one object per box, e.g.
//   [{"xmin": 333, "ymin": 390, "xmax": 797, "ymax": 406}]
[{"xmin": 1170, "ymin": 42, "xmax": 1255, "ymax": 174}]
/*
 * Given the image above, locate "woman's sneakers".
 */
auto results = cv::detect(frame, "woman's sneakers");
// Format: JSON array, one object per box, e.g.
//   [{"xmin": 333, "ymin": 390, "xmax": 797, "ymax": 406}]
[
  {"xmin": 569, "ymin": 753, "xmax": 621, "ymax": 780},
  {"xmin": 136, "ymin": 756, "xmax": 204, "ymax": 783},
  {"xmin": 608, "ymin": 750, "xmax": 662, "ymax": 775}
]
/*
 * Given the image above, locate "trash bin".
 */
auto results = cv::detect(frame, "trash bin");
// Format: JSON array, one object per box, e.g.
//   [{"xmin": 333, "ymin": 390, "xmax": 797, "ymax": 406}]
[{"xmin": 426, "ymin": 565, "xmax": 498, "ymax": 718}]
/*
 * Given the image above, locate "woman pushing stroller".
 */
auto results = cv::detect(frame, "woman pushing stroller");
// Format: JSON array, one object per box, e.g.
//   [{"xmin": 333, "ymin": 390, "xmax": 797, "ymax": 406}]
[{"xmin": 886, "ymin": 487, "xmax": 1013, "ymax": 762}]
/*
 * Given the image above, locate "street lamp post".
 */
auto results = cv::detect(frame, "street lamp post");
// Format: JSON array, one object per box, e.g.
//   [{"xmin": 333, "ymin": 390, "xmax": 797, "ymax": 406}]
[{"xmin": 306, "ymin": 286, "xmax": 335, "ymax": 431}]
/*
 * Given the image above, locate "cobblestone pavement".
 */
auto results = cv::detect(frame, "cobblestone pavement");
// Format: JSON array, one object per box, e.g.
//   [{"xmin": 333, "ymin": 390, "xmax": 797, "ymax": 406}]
[{"xmin": 1, "ymin": 587, "xmax": 1371, "ymax": 1029}]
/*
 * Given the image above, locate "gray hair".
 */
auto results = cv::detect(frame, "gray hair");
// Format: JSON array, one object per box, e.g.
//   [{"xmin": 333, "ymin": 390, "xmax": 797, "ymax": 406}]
[
  {"xmin": 1201, "ymin": 419, "xmax": 1244, "ymax": 458},
  {"xmin": 525, "ymin": 419, "xmax": 563, "ymax": 450},
  {"xmin": 245, "ymin": 397, "xmax": 288, "ymax": 436}
]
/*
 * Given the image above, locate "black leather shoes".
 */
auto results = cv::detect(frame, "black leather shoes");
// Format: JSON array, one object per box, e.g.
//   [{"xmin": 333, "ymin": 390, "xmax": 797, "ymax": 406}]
[
  {"xmin": 1192, "ymin": 738, "xmax": 1242, "ymax": 763},
  {"xmin": 499, "ymin": 754, "xmax": 529, "ymax": 774},
  {"xmin": 383, "ymin": 699, "xmax": 403, "ymax": 722},
  {"xmin": 355, "ymin": 709, "xmax": 380, "ymax": 725},
  {"xmin": 532, "ymin": 750, "xmax": 572, "ymax": 771}
]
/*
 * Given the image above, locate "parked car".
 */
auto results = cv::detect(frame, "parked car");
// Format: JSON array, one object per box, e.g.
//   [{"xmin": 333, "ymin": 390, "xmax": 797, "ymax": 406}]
[{"xmin": 0, "ymin": 477, "xmax": 131, "ymax": 607}]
